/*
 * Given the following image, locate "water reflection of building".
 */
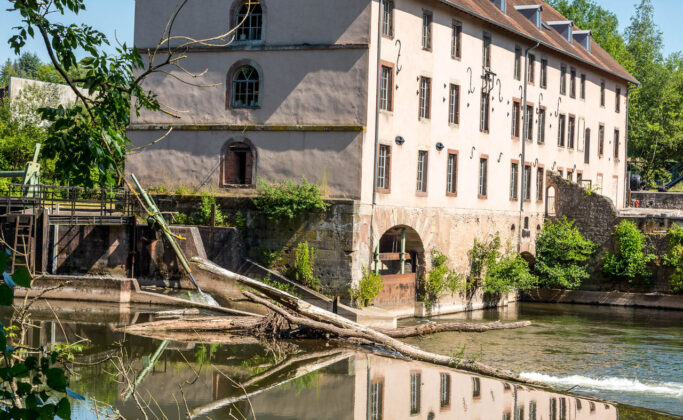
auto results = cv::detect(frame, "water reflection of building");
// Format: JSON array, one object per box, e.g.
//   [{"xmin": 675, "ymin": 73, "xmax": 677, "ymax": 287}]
[{"xmin": 355, "ymin": 355, "xmax": 616, "ymax": 420}]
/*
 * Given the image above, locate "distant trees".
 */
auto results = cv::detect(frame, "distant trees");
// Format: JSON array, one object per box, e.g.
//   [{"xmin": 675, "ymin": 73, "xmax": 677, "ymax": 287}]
[
  {"xmin": 0, "ymin": 52, "xmax": 79, "ymax": 86},
  {"xmin": 549, "ymin": 0, "xmax": 683, "ymax": 187}
]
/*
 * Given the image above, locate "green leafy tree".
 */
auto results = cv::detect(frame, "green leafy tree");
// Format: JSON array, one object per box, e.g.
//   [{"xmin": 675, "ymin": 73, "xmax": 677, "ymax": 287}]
[
  {"xmin": 663, "ymin": 224, "xmax": 683, "ymax": 294},
  {"xmin": 484, "ymin": 254, "xmax": 537, "ymax": 295},
  {"xmin": 535, "ymin": 217, "xmax": 596, "ymax": 289},
  {"xmin": 603, "ymin": 220, "xmax": 655, "ymax": 281},
  {"xmin": 422, "ymin": 250, "xmax": 464, "ymax": 308}
]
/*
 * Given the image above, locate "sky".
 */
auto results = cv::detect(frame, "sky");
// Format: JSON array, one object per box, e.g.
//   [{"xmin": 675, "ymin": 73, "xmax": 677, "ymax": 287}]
[{"xmin": 0, "ymin": 0, "xmax": 681, "ymax": 65}]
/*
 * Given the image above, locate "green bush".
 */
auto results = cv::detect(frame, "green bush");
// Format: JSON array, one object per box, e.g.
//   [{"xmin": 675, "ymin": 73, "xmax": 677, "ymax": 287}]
[
  {"xmin": 663, "ymin": 224, "xmax": 683, "ymax": 294},
  {"xmin": 260, "ymin": 274, "xmax": 300, "ymax": 297},
  {"xmin": 421, "ymin": 250, "xmax": 464, "ymax": 309},
  {"xmin": 603, "ymin": 220, "xmax": 655, "ymax": 281},
  {"xmin": 469, "ymin": 234, "xmax": 501, "ymax": 283},
  {"xmin": 257, "ymin": 247, "xmax": 284, "ymax": 269},
  {"xmin": 535, "ymin": 217, "xmax": 596, "ymax": 289},
  {"xmin": 484, "ymin": 254, "xmax": 538, "ymax": 295},
  {"xmin": 254, "ymin": 177, "xmax": 329, "ymax": 221},
  {"xmin": 293, "ymin": 241, "xmax": 320, "ymax": 291},
  {"xmin": 349, "ymin": 266, "xmax": 384, "ymax": 307},
  {"xmin": 197, "ymin": 191, "xmax": 225, "ymax": 226}
]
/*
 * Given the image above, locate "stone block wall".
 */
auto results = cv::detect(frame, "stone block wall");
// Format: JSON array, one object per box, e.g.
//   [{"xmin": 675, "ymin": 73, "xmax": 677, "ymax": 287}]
[
  {"xmin": 631, "ymin": 191, "xmax": 683, "ymax": 210},
  {"xmin": 54, "ymin": 225, "xmax": 132, "ymax": 276}
]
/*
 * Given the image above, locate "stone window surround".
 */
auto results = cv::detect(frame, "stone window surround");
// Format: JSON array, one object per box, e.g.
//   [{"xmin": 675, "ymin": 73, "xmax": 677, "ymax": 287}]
[
  {"xmin": 220, "ymin": 137, "xmax": 257, "ymax": 188},
  {"xmin": 225, "ymin": 59, "xmax": 264, "ymax": 110}
]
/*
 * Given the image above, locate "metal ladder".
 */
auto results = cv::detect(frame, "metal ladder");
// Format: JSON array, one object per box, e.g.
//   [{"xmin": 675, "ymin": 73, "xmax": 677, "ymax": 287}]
[{"xmin": 10, "ymin": 214, "xmax": 35, "ymax": 275}]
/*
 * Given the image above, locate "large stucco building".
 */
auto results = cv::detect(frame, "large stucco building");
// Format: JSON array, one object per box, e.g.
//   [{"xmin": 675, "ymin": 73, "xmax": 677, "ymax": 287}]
[{"xmin": 128, "ymin": 0, "xmax": 636, "ymax": 313}]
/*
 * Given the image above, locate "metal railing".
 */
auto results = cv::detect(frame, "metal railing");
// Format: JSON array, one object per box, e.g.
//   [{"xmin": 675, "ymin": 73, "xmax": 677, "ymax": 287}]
[{"xmin": 1, "ymin": 184, "xmax": 134, "ymax": 219}]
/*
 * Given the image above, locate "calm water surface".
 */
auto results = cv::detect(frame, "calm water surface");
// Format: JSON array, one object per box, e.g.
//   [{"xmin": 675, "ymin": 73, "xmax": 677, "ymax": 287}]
[
  {"xmin": 5, "ymin": 301, "xmax": 680, "ymax": 419},
  {"xmin": 401, "ymin": 302, "xmax": 683, "ymax": 416}
]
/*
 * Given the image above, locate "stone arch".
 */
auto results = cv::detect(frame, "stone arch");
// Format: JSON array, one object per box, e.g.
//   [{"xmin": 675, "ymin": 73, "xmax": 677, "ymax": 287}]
[
  {"xmin": 226, "ymin": 60, "xmax": 264, "ymax": 109},
  {"xmin": 372, "ymin": 225, "xmax": 426, "ymax": 308},
  {"xmin": 220, "ymin": 137, "xmax": 257, "ymax": 187}
]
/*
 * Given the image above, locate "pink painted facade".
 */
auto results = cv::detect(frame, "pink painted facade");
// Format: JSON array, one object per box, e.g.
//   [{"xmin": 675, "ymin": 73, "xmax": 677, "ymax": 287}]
[{"xmin": 127, "ymin": 0, "xmax": 635, "ymax": 311}]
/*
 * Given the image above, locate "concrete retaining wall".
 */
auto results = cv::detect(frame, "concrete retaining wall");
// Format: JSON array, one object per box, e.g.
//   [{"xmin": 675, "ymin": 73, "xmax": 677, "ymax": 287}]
[
  {"xmin": 524, "ymin": 289, "xmax": 683, "ymax": 310},
  {"xmin": 631, "ymin": 191, "xmax": 683, "ymax": 210}
]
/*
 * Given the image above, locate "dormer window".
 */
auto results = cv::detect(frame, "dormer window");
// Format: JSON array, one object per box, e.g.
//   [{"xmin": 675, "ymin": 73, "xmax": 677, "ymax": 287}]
[
  {"xmin": 514, "ymin": 5, "xmax": 543, "ymax": 29},
  {"xmin": 490, "ymin": 0, "xmax": 506, "ymax": 14},
  {"xmin": 573, "ymin": 30, "xmax": 592, "ymax": 52},
  {"xmin": 547, "ymin": 21, "xmax": 574, "ymax": 43}
]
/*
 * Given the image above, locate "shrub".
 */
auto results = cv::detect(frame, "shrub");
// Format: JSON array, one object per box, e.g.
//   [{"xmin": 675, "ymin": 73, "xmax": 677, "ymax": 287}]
[
  {"xmin": 197, "ymin": 191, "xmax": 225, "ymax": 226},
  {"xmin": 484, "ymin": 254, "xmax": 537, "ymax": 295},
  {"xmin": 603, "ymin": 220, "xmax": 655, "ymax": 281},
  {"xmin": 257, "ymin": 247, "xmax": 283, "ymax": 269},
  {"xmin": 422, "ymin": 250, "xmax": 464, "ymax": 309},
  {"xmin": 535, "ymin": 217, "xmax": 595, "ymax": 289},
  {"xmin": 469, "ymin": 234, "xmax": 501, "ymax": 283},
  {"xmin": 349, "ymin": 266, "xmax": 384, "ymax": 307},
  {"xmin": 254, "ymin": 177, "xmax": 328, "ymax": 221},
  {"xmin": 260, "ymin": 274, "xmax": 300, "ymax": 297},
  {"xmin": 663, "ymin": 224, "xmax": 683, "ymax": 294},
  {"xmin": 293, "ymin": 241, "xmax": 320, "ymax": 291}
]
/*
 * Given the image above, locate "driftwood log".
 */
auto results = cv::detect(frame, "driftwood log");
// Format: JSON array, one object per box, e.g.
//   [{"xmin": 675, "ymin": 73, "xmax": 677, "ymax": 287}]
[{"xmin": 190, "ymin": 258, "xmax": 531, "ymax": 383}]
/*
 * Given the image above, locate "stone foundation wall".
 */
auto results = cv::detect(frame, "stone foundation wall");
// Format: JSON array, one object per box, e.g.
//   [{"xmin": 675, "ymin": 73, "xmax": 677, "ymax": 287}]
[
  {"xmin": 631, "ymin": 191, "xmax": 683, "ymax": 210},
  {"xmin": 54, "ymin": 225, "xmax": 132, "ymax": 276}
]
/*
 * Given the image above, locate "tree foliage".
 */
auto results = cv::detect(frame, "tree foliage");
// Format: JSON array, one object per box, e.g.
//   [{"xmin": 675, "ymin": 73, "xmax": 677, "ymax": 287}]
[
  {"xmin": 254, "ymin": 178, "xmax": 329, "ymax": 221},
  {"xmin": 350, "ymin": 267, "xmax": 384, "ymax": 308},
  {"xmin": 603, "ymin": 220, "xmax": 655, "ymax": 281},
  {"xmin": 663, "ymin": 224, "xmax": 683, "ymax": 294},
  {"xmin": 422, "ymin": 250, "xmax": 464, "ymax": 308},
  {"xmin": 548, "ymin": 0, "xmax": 683, "ymax": 185},
  {"xmin": 535, "ymin": 217, "xmax": 596, "ymax": 289},
  {"xmin": 484, "ymin": 254, "xmax": 537, "ymax": 295}
]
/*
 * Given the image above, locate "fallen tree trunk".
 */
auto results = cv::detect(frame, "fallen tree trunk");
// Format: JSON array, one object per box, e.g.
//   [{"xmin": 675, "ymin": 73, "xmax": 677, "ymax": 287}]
[
  {"xmin": 380, "ymin": 320, "xmax": 532, "ymax": 338},
  {"xmin": 118, "ymin": 316, "xmax": 262, "ymax": 334},
  {"xmin": 192, "ymin": 258, "xmax": 532, "ymax": 384}
]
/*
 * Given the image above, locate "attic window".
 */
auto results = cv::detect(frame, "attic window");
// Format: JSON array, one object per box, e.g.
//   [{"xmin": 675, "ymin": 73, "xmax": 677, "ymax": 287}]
[
  {"xmin": 547, "ymin": 21, "xmax": 574, "ymax": 43},
  {"xmin": 490, "ymin": 0, "xmax": 506, "ymax": 14},
  {"xmin": 573, "ymin": 30, "xmax": 592, "ymax": 52},
  {"xmin": 514, "ymin": 5, "xmax": 543, "ymax": 29}
]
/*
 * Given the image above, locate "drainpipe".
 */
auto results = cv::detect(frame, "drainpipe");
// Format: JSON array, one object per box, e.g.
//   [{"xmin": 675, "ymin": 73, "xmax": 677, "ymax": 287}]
[
  {"xmin": 624, "ymin": 87, "xmax": 631, "ymax": 208},
  {"xmin": 369, "ymin": 0, "xmax": 384, "ymax": 266},
  {"xmin": 518, "ymin": 42, "xmax": 540, "ymax": 252}
]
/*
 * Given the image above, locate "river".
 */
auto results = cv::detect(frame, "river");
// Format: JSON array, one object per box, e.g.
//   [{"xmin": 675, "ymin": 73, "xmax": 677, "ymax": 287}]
[{"xmin": 4, "ymin": 301, "xmax": 680, "ymax": 419}]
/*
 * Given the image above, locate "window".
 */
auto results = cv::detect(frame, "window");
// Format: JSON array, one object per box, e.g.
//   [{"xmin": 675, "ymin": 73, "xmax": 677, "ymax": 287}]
[
  {"xmin": 377, "ymin": 145, "xmax": 391, "ymax": 192},
  {"xmin": 615, "ymin": 87, "xmax": 621, "ymax": 113},
  {"xmin": 479, "ymin": 157, "xmax": 488, "ymax": 198},
  {"xmin": 231, "ymin": 65, "xmax": 261, "ymax": 108},
  {"xmin": 510, "ymin": 162, "xmax": 519, "ymax": 200},
  {"xmin": 514, "ymin": 46, "xmax": 522, "ymax": 80},
  {"xmin": 560, "ymin": 64, "xmax": 567, "ymax": 95},
  {"xmin": 416, "ymin": 151, "xmax": 428, "ymax": 193},
  {"xmin": 410, "ymin": 372, "xmax": 421, "ymax": 415},
  {"xmin": 528, "ymin": 54, "xmax": 535, "ymax": 84},
  {"xmin": 600, "ymin": 80, "xmax": 606, "ymax": 106},
  {"xmin": 523, "ymin": 164, "xmax": 532, "ymax": 201},
  {"xmin": 452, "ymin": 21, "xmax": 462, "ymax": 59},
  {"xmin": 536, "ymin": 167, "xmax": 544, "ymax": 201},
  {"xmin": 516, "ymin": 406, "xmax": 526, "ymax": 420},
  {"xmin": 568, "ymin": 116, "xmax": 575, "ymax": 149},
  {"xmin": 580, "ymin": 74, "xmax": 586, "ymax": 99},
  {"xmin": 529, "ymin": 401, "xmax": 537, "ymax": 420},
  {"xmin": 380, "ymin": 64, "xmax": 394, "ymax": 111},
  {"xmin": 447, "ymin": 152, "xmax": 458, "ymax": 195},
  {"xmin": 440, "ymin": 373, "xmax": 451, "ymax": 408},
  {"xmin": 222, "ymin": 141, "xmax": 255, "ymax": 186},
  {"xmin": 483, "ymin": 32, "xmax": 492, "ymax": 68},
  {"xmin": 234, "ymin": 1, "xmax": 263, "ymax": 42},
  {"xmin": 540, "ymin": 58, "xmax": 548, "ymax": 89},
  {"xmin": 525, "ymin": 105, "xmax": 534, "ymax": 141},
  {"xmin": 381, "ymin": 0, "xmax": 394, "ymax": 38},
  {"xmin": 577, "ymin": 171, "xmax": 583, "ymax": 183},
  {"xmin": 550, "ymin": 398, "xmax": 557, "ymax": 420},
  {"xmin": 584, "ymin": 128, "xmax": 591, "ymax": 164},
  {"xmin": 614, "ymin": 129, "xmax": 620, "ymax": 160},
  {"xmin": 598, "ymin": 124, "xmax": 605, "ymax": 156},
  {"xmin": 570, "ymin": 67, "xmax": 576, "ymax": 98},
  {"xmin": 511, "ymin": 100, "xmax": 521, "ymax": 138},
  {"xmin": 559, "ymin": 398, "xmax": 567, "ymax": 420},
  {"xmin": 370, "ymin": 379, "xmax": 384, "ymax": 420},
  {"xmin": 448, "ymin": 84, "xmax": 460, "ymax": 124},
  {"xmin": 419, "ymin": 76, "xmax": 431, "ymax": 119},
  {"xmin": 480, "ymin": 92, "xmax": 490, "ymax": 132},
  {"xmin": 558, "ymin": 114, "xmax": 566, "ymax": 147},
  {"xmin": 472, "ymin": 377, "xmax": 481, "ymax": 398},
  {"xmin": 597, "ymin": 173, "xmax": 603, "ymax": 193},
  {"xmin": 538, "ymin": 107, "xmax": 546, "ymax": 144},
  {"xmin": 567, "ymin": 170, "xmax": 573, "ymax": 182},
  {"xmin": 422, "ymin": 11, "xmax": 432, "ymax": 50}
]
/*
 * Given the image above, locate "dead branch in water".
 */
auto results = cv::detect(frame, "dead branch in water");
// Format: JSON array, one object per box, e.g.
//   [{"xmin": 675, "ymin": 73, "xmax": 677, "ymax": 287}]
[{"xmin": 379, "ymin": 320, "xmax": 532, "ymax": 338}]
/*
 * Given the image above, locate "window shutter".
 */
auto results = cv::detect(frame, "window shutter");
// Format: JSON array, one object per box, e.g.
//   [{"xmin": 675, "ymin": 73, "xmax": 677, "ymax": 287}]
[{"xmin": 244, "ymin": 150, "xmax": 254, "ymax": 185}]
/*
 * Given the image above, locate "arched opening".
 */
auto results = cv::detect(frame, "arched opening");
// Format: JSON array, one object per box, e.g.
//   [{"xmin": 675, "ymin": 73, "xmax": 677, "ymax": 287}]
[
  {"xmin": 230, "ymin": 65, "xmax": 261, "ymax": 108},
  {"xmin": 233, "ymin": 0, "xmax": 264, "ymax": 42},
  {"xmin": 221, "ymin": 140, "xmax": 256, "ymax": 187},
  {"xmin": 372, "ymin": 225, "xmax": 425, "ymax": 307},
  {"xmin": 546, "ymin": 185, "xmax": 557, "ymax": 216}
]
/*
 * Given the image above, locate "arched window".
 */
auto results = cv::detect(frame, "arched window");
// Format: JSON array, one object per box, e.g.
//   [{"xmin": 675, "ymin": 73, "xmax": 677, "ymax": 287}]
[
  {"xmin": 234, "ymin": 1, "xmax": 263, "ymax": 42},
  {"xmin": 231, "ymin": 66, "xmax": 260, "ymax": 108},
  {"xmin": 221, "ymin": 140, "xmax": 256, "ymax": 187}
]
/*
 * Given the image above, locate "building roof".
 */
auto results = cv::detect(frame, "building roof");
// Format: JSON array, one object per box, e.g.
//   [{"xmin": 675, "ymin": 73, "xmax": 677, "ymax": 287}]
[{"xmin": 437, "ymin": 0, "xmax": 639, "ymax": 85}]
